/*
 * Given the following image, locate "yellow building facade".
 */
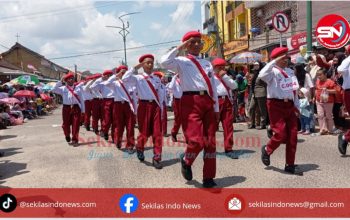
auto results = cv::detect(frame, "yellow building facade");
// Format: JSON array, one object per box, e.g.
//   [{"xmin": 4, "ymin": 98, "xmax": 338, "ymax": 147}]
[{"xmin": 209, "ymin": 1, "xmax": 251, "ymax": 59}]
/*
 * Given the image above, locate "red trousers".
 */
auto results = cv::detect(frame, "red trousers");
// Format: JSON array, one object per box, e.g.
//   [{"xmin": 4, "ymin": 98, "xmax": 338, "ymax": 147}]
[
  {"xmin": 137, "ymin": 100, "xmax": 162, "ymax": 161},
  {"xmin": 102, "ymin": 98, "xmax": 114, "ymax": 135},
  {"xmin": 113, "ymin": 101, "xmax": 135, "ymax": 148},
  {"xmin": 171, "ymin": 98, "xmax": 182, "ymax": 135},
  {"xmin": 266, "ymin": 99, "xmax": 298, "ymax": 165},
  {"xmin": 84, "ymin": 100, "xmax": 93, "ymax": 127},
  {"xmin": 344, "ymin": 91, "xmax": 350, "ymax": 142},
  {"xmin": 62, "ymin": 105, "xmax": 81, "ymax": 142},
  {"xmin": 181, "ymin": 94, "xmax": 216, "ymax": 180},
  {"xmin": 218, "ymin": 97, "xmax": 234, "ymax": 151},
  {"xmin": 80, "ymin": 113, "xmax": 85, "ymax": 125},
  {"xmin": 162, "ymin": 103, "xmax": 167, "ymax": 135},
  {"xmin": 91, "ymin": 98, "xmax": 103, "ymax": 131}
]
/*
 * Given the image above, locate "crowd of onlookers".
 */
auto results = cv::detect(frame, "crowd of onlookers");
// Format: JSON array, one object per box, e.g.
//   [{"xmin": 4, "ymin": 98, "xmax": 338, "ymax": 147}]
[
  {"xmin": 0, "ymin": 84, "xmax": 59, "ymax": 130},
  {"xmin": 225, "ymin": 46, "xmax": 349, "ymax": 136}
]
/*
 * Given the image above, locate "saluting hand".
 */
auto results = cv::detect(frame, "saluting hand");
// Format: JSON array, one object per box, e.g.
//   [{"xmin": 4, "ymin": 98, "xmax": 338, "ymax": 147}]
[
  {"xmin": 275, "ymin": 54, "xmax": 288, "ymax": 62},
  {"xmin": 218, "ymin": 69, "xmax": 227, "ymax": 78},
  {"xmin": 134, "ymin": 60, "xmax": 147, "ymax": 70},
  {"xmin": 177, "ymin": 37, "xmax": 192, "ymax": 51}
]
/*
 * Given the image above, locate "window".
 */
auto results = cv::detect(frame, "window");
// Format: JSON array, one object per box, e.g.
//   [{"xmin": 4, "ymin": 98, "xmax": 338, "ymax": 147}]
[{"xmin": 228, "ymin": 20, "xmax": 235, "ymax": 41}]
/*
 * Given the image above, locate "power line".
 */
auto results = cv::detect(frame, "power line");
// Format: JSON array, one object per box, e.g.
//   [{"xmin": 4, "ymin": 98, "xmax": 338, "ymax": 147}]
[
  {"xmin": 49, "ymin": 40, "xmax": 179, "ymax": 60},
  {"xmin": 0, "ymin": 2, "xmax": 121, "ymax": 23},
  {"xmin": 0, "ymin": 43, "xmax": 10, "ymax": 49}
]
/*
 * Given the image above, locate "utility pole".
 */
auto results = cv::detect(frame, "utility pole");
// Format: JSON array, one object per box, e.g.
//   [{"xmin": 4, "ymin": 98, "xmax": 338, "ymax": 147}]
[
  {"xmin": 106, "ymin": 12, "xmax": 141, "ymax": 66},
  {"xmin": 16, "ymin": 33, "xmax": 20, "ymax": 43},
  {"xmin": 306, "ymin": 0, "xmax": 312, "ymax": 57}
]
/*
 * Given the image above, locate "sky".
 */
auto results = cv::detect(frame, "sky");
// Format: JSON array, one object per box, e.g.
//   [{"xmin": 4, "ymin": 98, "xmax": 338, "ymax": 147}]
[{"xmin": 0, "ymin": 0, "xmax": 202, "ymax": 73}]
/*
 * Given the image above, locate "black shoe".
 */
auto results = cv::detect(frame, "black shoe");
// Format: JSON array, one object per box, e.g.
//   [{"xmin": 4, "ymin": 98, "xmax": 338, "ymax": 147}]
[
  {"xmin": 248, "ymin": 124, "xmax": 256, "ymax": 129},
  {"xmin": 261, "ymin": 145, "xmax": 270, "ymax": 166},
  {"xmin": 104, "ymin": 133, "xmax": 109, "ymax": 141},
  {"xmin": 257, "ymin": 125, "xmax": 266, "ymax": 130},
  {"xmin": 94, "ymin": 129, "xmax": 99, "ymax": 135},
  {"xmin": 137, "ymin": 150, "xmax": 145, "ymax": 162},
  {"xmin": 85, "ymin": 125, "xmax": 90, "ymax": 131},
  {"xmin": 71, "ymin": 141, "xmax": 79, "ymax": 147},
  {"xmin": 171, "ymin": 133, "xmax": 177, "ymax": 142},
  {"xmin": 267, "ymin": 125, "xmax": 273, "ymax": 138},
  {"xmin": 284, "ymin": 165, "xmax": 303, "ymax": 176},
  {"xmin": 225, "ymin": 150, "xmax": 239, "ymax": 159},
  {"xmin": 65, "ymin": 136, "xmax": 71, "ymax": 143},
  {"xmin": 202, "ymin": 178, "xmax": 217, "ymax": 188},
  {"xmin": 152, "ymin": 159, "xmax": 163, "ymax": 169},
  {"xmin": 127, "ymin": 148, "xmax": 135, "ymax": 154},
  {"xmin": 180, "ymin": 153, "xmax": 193, "ymax": 181},
  {"xmin": 338, "ymin": 134, "xmax": 348, "ymax": 155},
  {"xmin": 116, "ymin": 143, "xmax": 121, "ymax": 149}
]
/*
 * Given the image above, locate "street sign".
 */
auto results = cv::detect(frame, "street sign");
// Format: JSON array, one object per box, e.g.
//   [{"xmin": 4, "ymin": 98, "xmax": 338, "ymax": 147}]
[{"xmin": 272, "ymin": 12, "xmax": 290, "ymax": 33}]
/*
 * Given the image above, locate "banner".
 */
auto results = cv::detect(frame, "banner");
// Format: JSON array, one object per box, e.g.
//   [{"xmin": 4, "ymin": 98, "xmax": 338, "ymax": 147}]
[{"xmin": 0, "ymin": 189, "xmax": 348, "ymax": 218}]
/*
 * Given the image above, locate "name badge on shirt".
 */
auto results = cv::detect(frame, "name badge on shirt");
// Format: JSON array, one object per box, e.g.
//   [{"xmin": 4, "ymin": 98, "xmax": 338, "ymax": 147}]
[{"xmin": 280, "ymin": 76, "xmax": 299, "ymax": 92}]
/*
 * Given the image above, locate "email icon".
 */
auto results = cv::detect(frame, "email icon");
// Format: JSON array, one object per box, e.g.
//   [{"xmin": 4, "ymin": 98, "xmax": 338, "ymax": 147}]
[{"xmin": 228, "ymin": 197, "xmax": 241, "ymax": 210}]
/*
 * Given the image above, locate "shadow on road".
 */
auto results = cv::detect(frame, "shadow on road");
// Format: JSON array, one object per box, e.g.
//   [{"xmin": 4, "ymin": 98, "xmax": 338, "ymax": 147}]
[
  {"xmin": 186, "ymin": 176, "xmax": 246, "ymax": 190},
  {"xmin": 0, "ymin": 148, "xmax": 23, "ymax": 157},
  {"xmin": 217, "ymin": 149, "xmax": 256, "ymax": 158},
  {"xmin": 78, "ymin": 141, "xmax": 98, "ymax": 146},
  {"xmin": 265, "ymin": 163, "xmax": 320, "ymax": 175},
  {"xmin": 0, "ymin": 160, "xmax": 29, "ymax": 182},
  {"xmin": 297, "ymin": 139, "xmax": 305, "ymax": 143},
  {"xmin": 0, "ymin": 135, "xmax": 17, "ymax": 141},
  {"xmin": 142, "ymin": 158, "xmax": 180, "ymax": 168}
]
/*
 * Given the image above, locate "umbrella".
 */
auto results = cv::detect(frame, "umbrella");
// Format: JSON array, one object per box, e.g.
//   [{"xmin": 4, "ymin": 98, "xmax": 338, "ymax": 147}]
[
  {"xmin": 0, "ymin": 97, "xmax": 20, "ymax": 105},
  {"xmin": 15, "ymin": 75, "xmax": 40, "ymax": 85},
  {"xmin": 42, "ymin": 85, "xmax": 53, "ymax": 91},
  {"xmin": 0, "ymin": 92, "xmax": 8, "ymax": 99},
  {"xmin": 229, "ymin": 52, "xmax": 262, "ymax": 64},
  {"xmin": 40, "ymin": 93, "xmax": 52, "ymax": 101},
  {"xmin": 46, "ymin": 82, "xmax": 57, "ymax": 87},
  {"xmin": 13, "ymin": 90, "xmax": 36, "ymax": 98}
]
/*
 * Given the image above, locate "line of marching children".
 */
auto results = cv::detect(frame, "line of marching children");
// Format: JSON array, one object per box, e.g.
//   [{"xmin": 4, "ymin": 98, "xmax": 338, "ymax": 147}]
[{"xmin": 52, "ymin": 30, "xmax": 350, "ymax": 188}]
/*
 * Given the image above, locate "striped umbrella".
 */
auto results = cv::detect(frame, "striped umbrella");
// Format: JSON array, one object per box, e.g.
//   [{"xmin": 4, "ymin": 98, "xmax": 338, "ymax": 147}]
[{"xmin": 229, "ymin": 52, "xmax": 262, "ymax": 64}]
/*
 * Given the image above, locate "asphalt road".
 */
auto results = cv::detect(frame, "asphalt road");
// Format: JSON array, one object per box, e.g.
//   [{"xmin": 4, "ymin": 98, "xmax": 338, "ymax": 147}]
[{"xmin": 1, "ymin": 106, "xmax": 349, "ymax": 188}]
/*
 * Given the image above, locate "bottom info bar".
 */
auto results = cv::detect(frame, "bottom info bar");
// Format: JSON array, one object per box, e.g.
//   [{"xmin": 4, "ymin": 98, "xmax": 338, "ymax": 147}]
[{"xmin": 0, "ymin": 189, "xmax": 348, "ymax": 217}]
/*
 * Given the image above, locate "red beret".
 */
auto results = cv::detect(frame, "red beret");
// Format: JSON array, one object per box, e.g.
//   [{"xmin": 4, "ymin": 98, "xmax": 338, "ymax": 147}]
[
  {"xmin": 116, "ymin": 65, "xmax": 128, "ymax": 73},
  {"xmin": 182, "ymin": 31, "xmax": 201, "ymax": 42},
  {"xmin": 153, "ymin": 71, "xmax": 164, "ymax": 79},
  {"xmin": 102, "ymin": 70, "xmax": 113, "ymax": 76},
  {"xmin": 270, "ymin": 47, "xmax": 289, "ymax": 59},
  {"xmin": 139, "ymin": 54, "xmax": 154, "ymax": 63},
  {"xmin": 93, "ymin": 73, "xmax": 102, "ymax": 79},
  {"xmin": 63, "ymin": 72, "xmax": 74, "ymax": 81},
  {"xmin": 211, "ymin": 58, "xmax": 226, "ymax": 67}
]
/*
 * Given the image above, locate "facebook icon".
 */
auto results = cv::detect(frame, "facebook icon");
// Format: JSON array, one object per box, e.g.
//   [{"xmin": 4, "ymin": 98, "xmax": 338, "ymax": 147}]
[{"xmin": 119, "ymin": 194, "xmax": 139, "ymax": 214}]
